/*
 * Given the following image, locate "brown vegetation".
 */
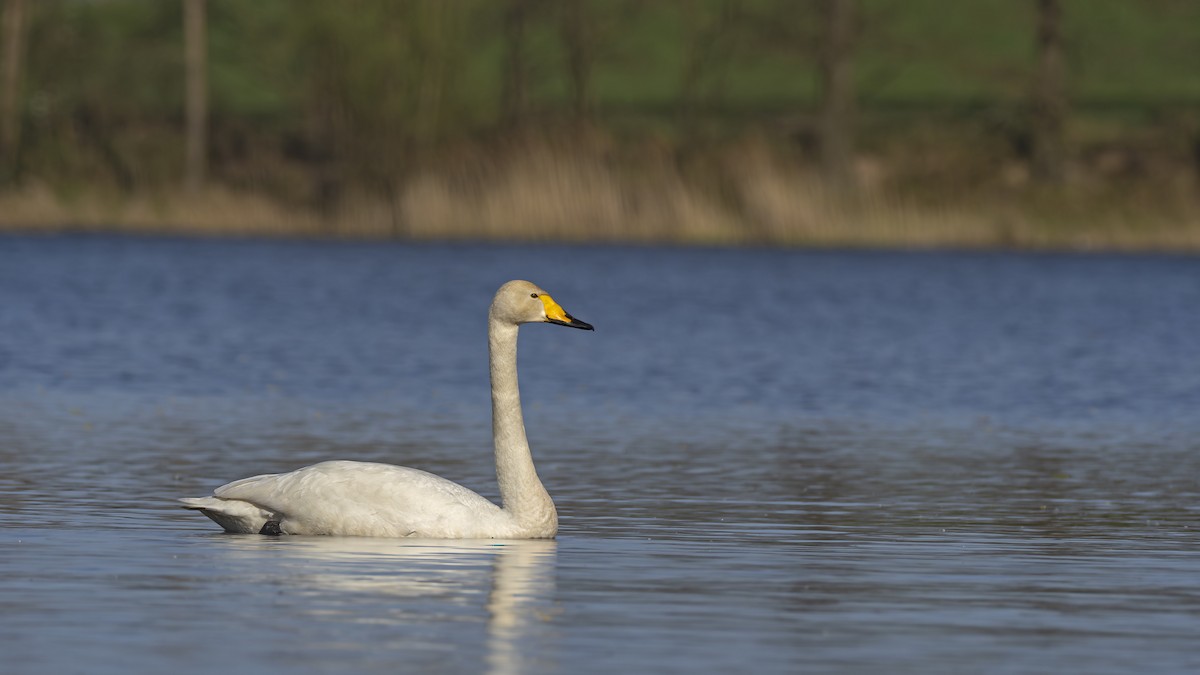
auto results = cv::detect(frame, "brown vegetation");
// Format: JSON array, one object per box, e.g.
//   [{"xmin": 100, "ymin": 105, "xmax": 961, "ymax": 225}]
[{"xmin": 3, "ymin": 127, "xmax": 1198, "ymax": 251}]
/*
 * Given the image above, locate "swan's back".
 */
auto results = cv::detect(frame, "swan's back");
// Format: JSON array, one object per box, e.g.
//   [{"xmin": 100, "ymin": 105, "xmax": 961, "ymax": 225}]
[{"xmin": 184, "ymin": 461, "xmax": 512, "ymax": 538}]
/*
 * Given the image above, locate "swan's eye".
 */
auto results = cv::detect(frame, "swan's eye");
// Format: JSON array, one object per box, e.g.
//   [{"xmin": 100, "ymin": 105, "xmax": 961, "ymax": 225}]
[{"xmin": 530, "ymin": 293, "xmax": 539, "ymax": 298}]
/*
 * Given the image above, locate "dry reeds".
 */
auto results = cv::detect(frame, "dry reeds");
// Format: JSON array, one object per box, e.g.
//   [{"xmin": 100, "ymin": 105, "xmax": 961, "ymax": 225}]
[{"xmin": 3, "ymin": 133, "xmax": 1200, "ymax": 252}]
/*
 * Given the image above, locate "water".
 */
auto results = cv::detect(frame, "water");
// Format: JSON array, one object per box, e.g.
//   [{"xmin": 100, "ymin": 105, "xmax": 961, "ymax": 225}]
[{"xmin": 1, "ymin": 234, "xmax": 1198, "ymax": 674}]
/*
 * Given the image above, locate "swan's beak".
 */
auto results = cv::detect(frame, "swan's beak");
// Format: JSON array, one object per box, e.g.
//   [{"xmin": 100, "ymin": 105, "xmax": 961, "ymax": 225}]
[{"xmin": 539, "ymin": 295, "xmax": 594, "ymax": 330}]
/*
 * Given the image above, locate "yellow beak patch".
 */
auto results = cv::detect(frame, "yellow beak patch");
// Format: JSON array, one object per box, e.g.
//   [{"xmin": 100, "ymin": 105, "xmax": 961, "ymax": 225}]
[{"xmin": 538, "ymin": 294, "xmax": 570, "ymax": 323}]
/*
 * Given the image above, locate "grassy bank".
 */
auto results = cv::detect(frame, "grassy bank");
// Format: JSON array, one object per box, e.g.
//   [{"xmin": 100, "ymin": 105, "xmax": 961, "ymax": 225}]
[{"xmin": 3, "ymin": 133, "xmax": 1199, "ymax": 252}]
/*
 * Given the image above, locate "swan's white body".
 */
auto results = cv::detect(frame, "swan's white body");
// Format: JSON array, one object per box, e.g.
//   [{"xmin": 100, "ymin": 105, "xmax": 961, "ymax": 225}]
[{"xmin": 180, "ymin": 280, "xmax": 592, "ymax": 538}]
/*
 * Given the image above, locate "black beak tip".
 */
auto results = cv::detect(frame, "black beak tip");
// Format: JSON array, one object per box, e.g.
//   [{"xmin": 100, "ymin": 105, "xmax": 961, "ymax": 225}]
[{"xmin": 551, "ymin": 316, "xmax": 594, "ymax": 331}]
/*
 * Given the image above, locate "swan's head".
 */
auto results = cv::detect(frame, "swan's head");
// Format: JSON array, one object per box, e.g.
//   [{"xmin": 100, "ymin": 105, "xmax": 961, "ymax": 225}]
[{"xmin": 491, "ymin": 280, "xmax": 593, "ymax": 330}]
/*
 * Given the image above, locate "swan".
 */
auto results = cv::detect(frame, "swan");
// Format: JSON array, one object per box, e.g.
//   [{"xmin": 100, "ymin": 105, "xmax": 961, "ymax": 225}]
[{"xmin": 180, "ymin": 279, "xmax": 592, "ymax": 538}]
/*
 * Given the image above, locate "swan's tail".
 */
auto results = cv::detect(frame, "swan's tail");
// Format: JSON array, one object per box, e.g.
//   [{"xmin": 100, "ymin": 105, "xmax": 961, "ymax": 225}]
[{"xmin": 179, "ymin": 497, "xmax": 273, "ymax": 534}]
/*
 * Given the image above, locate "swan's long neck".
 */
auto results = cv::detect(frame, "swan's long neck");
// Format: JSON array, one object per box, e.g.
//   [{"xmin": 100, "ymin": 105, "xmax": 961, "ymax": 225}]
[{"xmin": 488, "ymin": 317, "xmax": 557, "ymax": 535}]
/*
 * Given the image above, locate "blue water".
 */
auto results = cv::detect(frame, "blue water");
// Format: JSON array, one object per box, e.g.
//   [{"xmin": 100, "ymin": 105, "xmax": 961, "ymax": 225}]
[{"xmin": 1, "ymin": 234, "xmax": 1198, "ymax": 673}]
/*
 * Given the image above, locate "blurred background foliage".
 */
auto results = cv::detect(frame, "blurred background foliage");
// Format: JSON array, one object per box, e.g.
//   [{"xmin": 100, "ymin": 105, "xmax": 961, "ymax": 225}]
[{"xmin": 1, "ymin": 0, "xmax": 1199, "ymax": 247}]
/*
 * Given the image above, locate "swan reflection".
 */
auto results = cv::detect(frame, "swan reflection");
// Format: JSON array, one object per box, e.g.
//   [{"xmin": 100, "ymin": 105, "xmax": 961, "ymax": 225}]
[{"xmin": 209, "ymin": 536, "xmax": 558, "ymax": 673}]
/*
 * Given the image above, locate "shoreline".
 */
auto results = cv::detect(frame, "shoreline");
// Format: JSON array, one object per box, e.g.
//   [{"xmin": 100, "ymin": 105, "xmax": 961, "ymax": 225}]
[{"xmin": 3, "ymin": 184, "xmax": 1199, "ymax": 255}]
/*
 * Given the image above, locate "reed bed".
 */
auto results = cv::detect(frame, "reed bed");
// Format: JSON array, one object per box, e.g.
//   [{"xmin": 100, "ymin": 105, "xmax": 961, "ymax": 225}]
[{"xmin": 3, "ymin": 138, "xmax": 1199, "ymax": 252}]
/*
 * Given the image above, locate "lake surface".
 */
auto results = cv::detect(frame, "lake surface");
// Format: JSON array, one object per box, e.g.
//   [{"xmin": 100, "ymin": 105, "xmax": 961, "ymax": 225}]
[{"xmin": 1, "ymin": 234, "xmax": 1198, "ymax": 674}]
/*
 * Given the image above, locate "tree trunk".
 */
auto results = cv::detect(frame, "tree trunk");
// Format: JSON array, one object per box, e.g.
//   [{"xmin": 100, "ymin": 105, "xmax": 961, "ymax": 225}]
[
  {"xmin": 560, "ymin": 0, "xmax": 592, "ymax": 121},
  {"xmin": 502, "ymin": 0, "xmax": 529, "ymax": 125},
  {"xmin": 677, "ymin": 0, "xmax": 735, "ymax": 134},
  {"xmin": 1031, "ymin": 0, "xmax": 1066, "ymax": 184},
  {"xmin": 1, "ymin": 0, "xmax": 26, "ymax": 185},
  {"xmin": 415, "ymin": 2, "xmax": 446, "ymax": 153},
  {"xmin": 183, "ymin": 0, "xmax": 208, "ymax": 193},
  {"xmin": 817, "ymin": 0, "xmax": 856, "ymax": 191}
]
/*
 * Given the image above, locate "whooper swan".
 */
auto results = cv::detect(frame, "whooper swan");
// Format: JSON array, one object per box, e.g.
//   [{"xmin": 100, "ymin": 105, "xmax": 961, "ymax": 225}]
[{"xmin": 180, "ymin": 280, "xmax": 592, "ymax": 538}]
